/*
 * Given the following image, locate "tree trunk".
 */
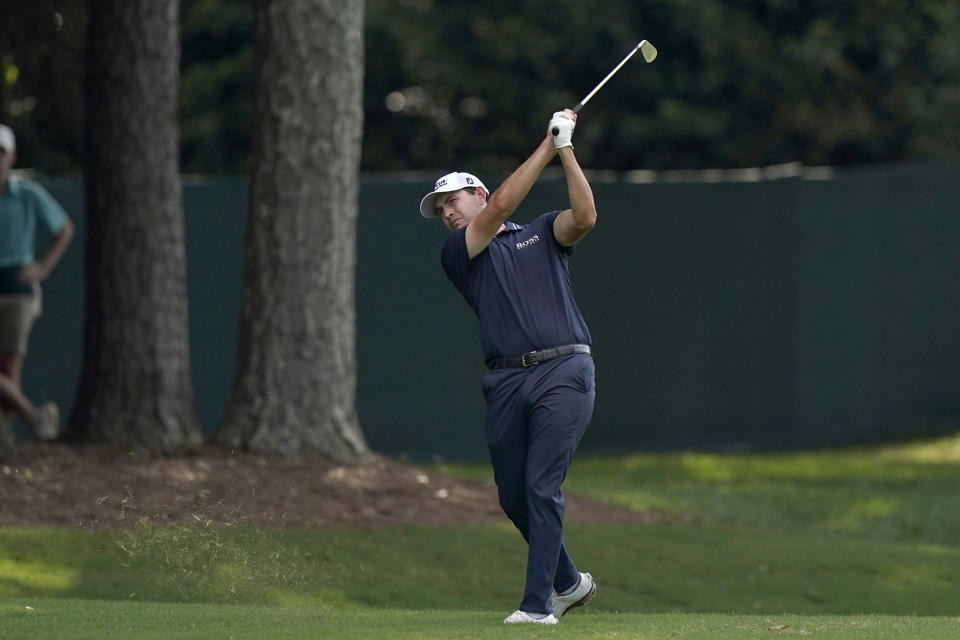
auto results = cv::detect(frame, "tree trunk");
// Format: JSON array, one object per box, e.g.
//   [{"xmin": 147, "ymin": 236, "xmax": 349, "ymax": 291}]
[
  {"xmin": 216, "ymin": 0, "xmax": 368, "ymax": 460},
  {"xmin": 72, "ymin": 0, "xmax": 202, "ymax": 453}
]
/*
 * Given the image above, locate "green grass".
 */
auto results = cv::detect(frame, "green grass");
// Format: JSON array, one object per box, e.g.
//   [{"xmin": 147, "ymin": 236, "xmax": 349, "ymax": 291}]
[
  {"xmin": 440, "ymin": 434, "xmax": 960, "ymax": 548},
  {"xmin": 3, "ymin": 522, "xmax": 958, "ymax": 615},
  {"xmin": 2, "ymin": 435, "xmax": 960, "ymax": 638},
  {"xmin": 2, "ymin": 601, "xmax": 960, "ymax": 640},
  {"xmin": 569, "ymin": 438, "xmax": 960, "ymax": 548}
]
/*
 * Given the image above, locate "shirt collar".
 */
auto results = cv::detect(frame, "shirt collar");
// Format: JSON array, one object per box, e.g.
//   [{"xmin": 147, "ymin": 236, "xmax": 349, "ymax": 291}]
[{"xmin": 2, "ymin": 175, "xmax": 23, "ymax": 197}]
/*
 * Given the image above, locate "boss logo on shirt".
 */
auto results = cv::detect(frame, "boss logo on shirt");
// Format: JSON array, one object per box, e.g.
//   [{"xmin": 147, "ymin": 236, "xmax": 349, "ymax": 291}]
[{"xmin": 516, "ymin": 234, "xmax": 540, "ymax": 250}]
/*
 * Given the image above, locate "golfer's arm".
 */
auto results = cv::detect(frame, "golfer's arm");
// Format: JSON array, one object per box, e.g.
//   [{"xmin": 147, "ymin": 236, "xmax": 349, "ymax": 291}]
[
  {"xmin": 553, "ymin": 147, "xmax": 597, "ymax": 247},
  {"xmin": 465, "ymin": 136, "xmax": 557, "ymax": 258}
]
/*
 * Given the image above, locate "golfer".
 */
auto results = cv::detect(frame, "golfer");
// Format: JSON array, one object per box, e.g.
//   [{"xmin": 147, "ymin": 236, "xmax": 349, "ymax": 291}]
[{"xmin": 419, "ymin": 110, "xmax": 597, "ymax": 624}]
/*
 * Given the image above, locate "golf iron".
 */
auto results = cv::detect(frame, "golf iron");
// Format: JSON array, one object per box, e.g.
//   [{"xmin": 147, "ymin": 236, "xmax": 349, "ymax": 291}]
[{"xmin": 552, "ymin": 40, "xmax": 658, "ymax": 135}]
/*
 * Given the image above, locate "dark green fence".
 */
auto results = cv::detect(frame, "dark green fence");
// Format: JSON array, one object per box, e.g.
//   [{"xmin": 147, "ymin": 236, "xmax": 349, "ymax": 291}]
[{"xmin": 26, "ymin": 163, "xmax": 960, "ymax": 459}]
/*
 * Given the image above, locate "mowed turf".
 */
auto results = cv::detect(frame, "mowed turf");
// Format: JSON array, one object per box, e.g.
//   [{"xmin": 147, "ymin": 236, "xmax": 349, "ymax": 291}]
[
  {"xmin": 2, "ymin": 522, "xmax": 957, "ymax": 614},
  {"xmin": 2, "ymin": 601, "xmax": 960, "ymax": 640},
  {"xmin": 562, "ymin": 436, "xmax": 960, "ymax": 548},
  {"xmin": 2, "ymin": 435, "xmax": 960, "ymax": 638}
]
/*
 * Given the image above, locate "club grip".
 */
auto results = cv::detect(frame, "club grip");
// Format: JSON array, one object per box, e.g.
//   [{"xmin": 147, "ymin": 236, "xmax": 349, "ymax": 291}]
[{"xmin": 552, "ymin": 102, "xmax": 584, "ymax": 136}]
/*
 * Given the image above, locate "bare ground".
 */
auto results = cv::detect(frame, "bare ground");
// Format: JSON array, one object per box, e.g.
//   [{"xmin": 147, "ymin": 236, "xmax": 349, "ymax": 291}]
[{"xmin": 0, "ymin": 443, "xmax": 658, "ymax": 529}]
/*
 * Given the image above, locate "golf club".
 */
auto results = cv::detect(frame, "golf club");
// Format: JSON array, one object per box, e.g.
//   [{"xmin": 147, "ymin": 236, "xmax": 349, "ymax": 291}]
[{"xmin": 552, "ymin": 40, "xmax": 658, "ymax": 135}]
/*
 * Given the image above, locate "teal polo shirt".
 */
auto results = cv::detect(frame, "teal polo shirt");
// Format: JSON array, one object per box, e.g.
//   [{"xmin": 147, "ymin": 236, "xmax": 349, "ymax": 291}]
[
  {"xmin": 0, "ymin": 175, "xmax": 68, "ymax": 293},
  {"xmin": 0, "ymin": 175, "xmax": 67, "ymax": 266}
]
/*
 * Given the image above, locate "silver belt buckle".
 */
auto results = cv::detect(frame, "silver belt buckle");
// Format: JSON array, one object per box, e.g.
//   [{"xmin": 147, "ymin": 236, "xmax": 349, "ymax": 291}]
[{"xmin": 520, "ymin": 351, "xmax": 539, "ymax": 367}]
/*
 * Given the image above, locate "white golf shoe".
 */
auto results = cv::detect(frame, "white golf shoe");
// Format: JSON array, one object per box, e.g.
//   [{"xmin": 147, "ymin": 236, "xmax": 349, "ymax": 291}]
[
  {"xmin": 34, "ymin": 402, "xmax": 60, "ymax": 441},
  {"xmin": 503, "ymin": 610, "xmax": 559, "ymax": 625},
  {"xmin": 551, "ymin": 572, "xmax": 597, "ymax": 617}
]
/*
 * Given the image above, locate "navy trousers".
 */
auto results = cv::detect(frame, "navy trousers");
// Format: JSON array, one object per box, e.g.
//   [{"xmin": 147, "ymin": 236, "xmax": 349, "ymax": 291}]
[{"xmin": 481, "ymin": 353, "xmax": 596, "ymax": 614}]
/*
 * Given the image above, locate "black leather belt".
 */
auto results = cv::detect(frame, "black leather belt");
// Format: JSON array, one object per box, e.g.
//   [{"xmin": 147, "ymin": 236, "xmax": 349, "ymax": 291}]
[{"xmin": 488, "ymin": 344, "xmax": 591, "ymax": 370}]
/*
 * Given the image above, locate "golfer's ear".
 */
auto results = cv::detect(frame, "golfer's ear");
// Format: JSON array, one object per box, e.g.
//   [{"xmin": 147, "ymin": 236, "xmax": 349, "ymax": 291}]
[{"xmin": 478, "ymin": 188, "xmax": 488, "ymax": 205}]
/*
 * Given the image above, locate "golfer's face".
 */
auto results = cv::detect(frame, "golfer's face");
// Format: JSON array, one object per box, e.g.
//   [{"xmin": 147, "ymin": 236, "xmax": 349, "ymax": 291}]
[{"xmin": 436, "ymin": 189, "xmax": 482, "ymax": 232}]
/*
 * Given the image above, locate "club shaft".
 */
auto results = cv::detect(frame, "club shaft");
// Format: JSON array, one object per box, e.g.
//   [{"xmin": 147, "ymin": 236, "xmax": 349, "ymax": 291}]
[
  {"xmin": 577, "ymin": 41, "xmax": 645, "ymax": 108},
  {"xmin": 551, "ymin": 40, "xmax": 651, "ymax": 136}
]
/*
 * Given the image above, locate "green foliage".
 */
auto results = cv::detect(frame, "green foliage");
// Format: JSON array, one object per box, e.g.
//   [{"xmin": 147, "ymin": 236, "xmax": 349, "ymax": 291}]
[
  {"xmin": 3, "ymin": 1, "xmax": 960, "ymax": 174},
  {"xmin": 0, "ymin": 1, "xmax": 85, "ymax": 173},
  {"xmin": 364, "ymin": 0, "xmax": 960, "ymax": 171},
  {"xmin": 179, "ymin": 0, "xmax": 254, "ymax": 175}
]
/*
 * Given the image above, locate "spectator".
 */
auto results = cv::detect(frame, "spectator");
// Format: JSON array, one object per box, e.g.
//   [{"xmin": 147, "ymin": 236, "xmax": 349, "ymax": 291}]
[{"xmin": 0, "ymin": 124, "xmax": 74, "ymax": 441}]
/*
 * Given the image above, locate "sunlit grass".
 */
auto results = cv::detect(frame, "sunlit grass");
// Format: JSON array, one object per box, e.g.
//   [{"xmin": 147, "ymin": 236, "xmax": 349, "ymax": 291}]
[
  {"xmin": 573, "ymin": 437, "xmax": 960, "ymax": 546},
  {"xmin": 2, "ymin": 435, "xmax": 960, "ymax": 638},
  {"xmin": 0, "ymin": 559, "xmax": 75, "ymax": 591},
  {"xmin": 2, "ymin": 521, "xmax": 960, "ymax": 615},
  {"xmin": 873, "ymin": 433, "xmax": 960, "ymax": 463},
  {"xmin": 436, "ymin": 433, "xmax": 960, "ymax": 547}
]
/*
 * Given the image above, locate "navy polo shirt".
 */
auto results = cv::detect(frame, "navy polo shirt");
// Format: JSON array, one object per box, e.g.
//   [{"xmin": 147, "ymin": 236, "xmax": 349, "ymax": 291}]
[{"xmin": 441, "ymin": 210, "xmax": 592, "ymax": 365}]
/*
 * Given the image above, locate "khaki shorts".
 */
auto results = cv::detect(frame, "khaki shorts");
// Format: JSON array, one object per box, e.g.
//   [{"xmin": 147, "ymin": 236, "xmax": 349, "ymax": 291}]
[{"xmin": 0, "ymin": 284, "xmax": 42, "ymax": 356}]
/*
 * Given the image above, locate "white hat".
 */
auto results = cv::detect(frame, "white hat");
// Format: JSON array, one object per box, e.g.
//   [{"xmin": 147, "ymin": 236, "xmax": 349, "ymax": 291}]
[
  {"xmin": 0, "ymin": 125, "xmax": 14, "ymax": 153},
  {"xmin": 419, "ymin": 171, "xmax": 488, "ymax": 218}
]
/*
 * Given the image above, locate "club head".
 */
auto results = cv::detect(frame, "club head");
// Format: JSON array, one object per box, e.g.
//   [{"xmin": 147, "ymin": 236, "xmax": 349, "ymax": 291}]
[{"xmin": 639, "ymin": 40, "xmax": 658, "ymax": 63}]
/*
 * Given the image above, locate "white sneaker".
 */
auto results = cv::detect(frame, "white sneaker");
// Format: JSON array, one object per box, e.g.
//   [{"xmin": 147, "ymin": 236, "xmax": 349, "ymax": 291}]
[
  {"xmin": 503, "ymin": 610, "xmax": 559, "ymax": 625},
  {"xmin": 34, "ymin": 402, "xmax": 60, "ymax": 441},
  {"xmin": 551, "ymin": 572, "xmax": 597, "ymax": 617}
]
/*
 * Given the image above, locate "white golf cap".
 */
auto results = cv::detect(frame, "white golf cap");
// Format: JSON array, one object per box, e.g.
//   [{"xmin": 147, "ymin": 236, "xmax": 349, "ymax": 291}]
[
  {"xmin": 419, "ymin": 171, "xmax": 488, "ymax": 218},
  {"xmin": 0, "ymin": 125, "xmax": 14, "ymax": 153}
]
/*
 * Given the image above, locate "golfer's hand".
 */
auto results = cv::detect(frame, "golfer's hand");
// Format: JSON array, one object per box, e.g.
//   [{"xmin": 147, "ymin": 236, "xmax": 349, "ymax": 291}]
[{"xmin": 549, "ymin": 110, "xmax": 576, "ymax": 149}]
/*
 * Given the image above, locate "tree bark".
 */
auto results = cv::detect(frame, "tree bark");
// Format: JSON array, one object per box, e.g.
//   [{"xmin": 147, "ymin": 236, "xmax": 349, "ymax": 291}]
[
  {"xmin": 72, "ymin": 0, "xmax": 202, "ymax": 453},
  {"xmin": 216, "ymin": 0, "xmax": 368, "ymax": 460}
]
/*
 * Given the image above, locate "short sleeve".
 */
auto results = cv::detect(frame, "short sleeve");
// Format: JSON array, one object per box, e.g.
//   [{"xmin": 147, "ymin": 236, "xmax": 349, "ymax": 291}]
[
  {"xmin": 539, "ymin": 210, "xmax": 574, "ymax": 255},
  {"xmin": 28, "ymin": 182, "xmax": 68, "ymax": 234},
  {"xmin": 440, "ymin": 227, "xmax": 471, "ymax": 293}
]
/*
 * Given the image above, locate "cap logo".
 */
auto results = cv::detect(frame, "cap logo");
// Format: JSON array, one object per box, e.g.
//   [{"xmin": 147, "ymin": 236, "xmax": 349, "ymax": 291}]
[
  {"xmin": 434, "ymin": 177, "xmax": 447, "ymax": 190},
  {"xmin": 465, "ymin": 176, "xmax": 474, "ymax": 185}
]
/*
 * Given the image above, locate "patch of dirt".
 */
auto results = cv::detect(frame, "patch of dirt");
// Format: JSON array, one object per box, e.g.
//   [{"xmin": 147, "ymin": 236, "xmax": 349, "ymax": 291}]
[{"xmin": 0, "ymin": 443, "xmax": 659, "ymax": 529}]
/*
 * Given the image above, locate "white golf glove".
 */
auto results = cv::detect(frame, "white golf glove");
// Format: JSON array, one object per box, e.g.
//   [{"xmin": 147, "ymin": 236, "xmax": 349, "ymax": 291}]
[{"xmin": 549, "ymin": 111, "xmax": 575, "ymax": 149}]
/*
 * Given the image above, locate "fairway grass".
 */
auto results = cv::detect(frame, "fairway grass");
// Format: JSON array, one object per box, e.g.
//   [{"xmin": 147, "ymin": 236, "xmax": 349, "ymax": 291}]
[
  {"xmin": 2, "ymin": 435, "xmax": 960, "ymax": 638},
  {"xmin": 1, "ymin": 600, "xmax": 959, "ymax": 640},
  {"xmin": 2, "ymin": 523, "xmax": 959, "ymax": 615},
  {"xmin": 442, "ymin": 434, "xmax": 960, "ymax": 548}
]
